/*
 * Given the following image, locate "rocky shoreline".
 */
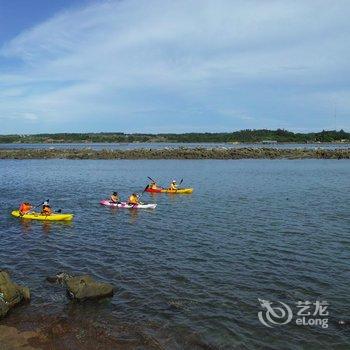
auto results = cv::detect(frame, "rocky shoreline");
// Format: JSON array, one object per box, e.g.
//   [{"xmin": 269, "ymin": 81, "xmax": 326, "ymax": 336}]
[
  {"xmin": 0, "ymin": 271, "xmax": 153, "ymax": 349},
  {"xmin": 1, "ymin": 312, "xmax": 165, "ymax": 350},
  {"xmin": 0, "ymin": 147, "xmax": 349, "ymax": 159}
]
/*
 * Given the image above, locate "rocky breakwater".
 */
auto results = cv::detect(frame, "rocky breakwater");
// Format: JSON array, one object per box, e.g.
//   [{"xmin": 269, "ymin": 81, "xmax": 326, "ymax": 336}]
[{"xmin": 0, "ymin": 147, "xmax": 349, "ymax": 159}]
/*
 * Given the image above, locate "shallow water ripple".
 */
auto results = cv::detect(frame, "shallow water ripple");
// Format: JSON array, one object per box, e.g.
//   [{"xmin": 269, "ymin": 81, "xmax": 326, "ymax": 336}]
[{"xmin": 0, "ymin": 159, "xmax": 349, "ymax": 349}]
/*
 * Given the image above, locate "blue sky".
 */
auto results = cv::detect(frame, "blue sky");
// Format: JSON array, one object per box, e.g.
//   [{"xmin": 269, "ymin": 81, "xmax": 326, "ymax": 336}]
[{"xmin": 0, "ymin": 0, "xmax": 349, "ymax": 134}]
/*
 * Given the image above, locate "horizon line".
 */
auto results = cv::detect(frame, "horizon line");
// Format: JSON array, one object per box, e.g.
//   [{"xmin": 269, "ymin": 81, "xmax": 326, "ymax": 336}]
[{"xmin": 1, "ymin": 128, "xmax": 349, "ymax": 136}]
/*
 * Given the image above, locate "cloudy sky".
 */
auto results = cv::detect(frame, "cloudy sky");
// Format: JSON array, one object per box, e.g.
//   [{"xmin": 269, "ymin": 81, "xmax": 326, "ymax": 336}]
[{"xmin": 0, "ymin": 0, "xmax": 349, "ymax": 133}]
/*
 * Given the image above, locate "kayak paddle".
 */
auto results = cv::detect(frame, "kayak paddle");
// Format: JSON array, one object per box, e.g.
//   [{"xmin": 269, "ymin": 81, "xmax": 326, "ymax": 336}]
[
  {"xmin": 174, "ymin": 179, "xmax": 183, "ymax": 193},
  {"xmin": 146, "ymin": 176, "xmax": 163, "ymax": 191},
  {"xmin": 28, "ymin": 199, "xmax": 49, "ymax": 214},
  {"xmin": 35, "ymin": 199, "xmax": 49, "ymax": 209},
  {"xmin": 147, "ymin": 176, "xmax": 157, "ymax": 183}
]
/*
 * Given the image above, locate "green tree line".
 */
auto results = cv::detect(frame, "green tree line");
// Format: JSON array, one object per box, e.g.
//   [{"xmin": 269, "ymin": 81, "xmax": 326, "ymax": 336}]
[{"xmin": 0, "ymin": 129, "xmax": 349, "ymax": 143}]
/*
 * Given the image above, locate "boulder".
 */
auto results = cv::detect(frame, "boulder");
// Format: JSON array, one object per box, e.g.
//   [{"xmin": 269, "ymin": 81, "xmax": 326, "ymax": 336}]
[
  {"xmin": 66, "ymin": 275, "xmax": 114, "ymax": 301},
  {"xmin": 47, "ymin": 272, "xmax": 114, "ymax": 301},
  {"xmin": 0, "ymin": 270, "xmax": 30, "ymax": 319}
]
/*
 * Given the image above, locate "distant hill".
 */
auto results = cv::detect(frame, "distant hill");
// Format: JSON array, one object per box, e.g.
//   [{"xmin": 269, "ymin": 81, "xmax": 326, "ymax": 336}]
[{"xmin": 0, "ymin": 129, "xmax": 349, "ymax": 143}]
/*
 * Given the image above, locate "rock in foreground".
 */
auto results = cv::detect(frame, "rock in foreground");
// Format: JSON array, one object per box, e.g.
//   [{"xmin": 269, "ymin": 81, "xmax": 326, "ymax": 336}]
[
  {"xmin": 0, "ymin": 270, "xmax": 30, "ymax": 319},
  {"xmin": 47, "ymin": 272, "xmax": 114, "ymax": 301},
  {"xmin": 0, "ymin": 326, "xmax": 38, "ymax": 350},
  {"xmin": 66, "ymin": 275, "xmax": 114, "ymax": 301}
]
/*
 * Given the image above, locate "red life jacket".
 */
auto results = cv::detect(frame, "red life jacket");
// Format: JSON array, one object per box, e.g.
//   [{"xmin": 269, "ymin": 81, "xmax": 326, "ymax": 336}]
[{"xmin": 19, "ymin": 203, "xmax": 31, "ymax": 214}]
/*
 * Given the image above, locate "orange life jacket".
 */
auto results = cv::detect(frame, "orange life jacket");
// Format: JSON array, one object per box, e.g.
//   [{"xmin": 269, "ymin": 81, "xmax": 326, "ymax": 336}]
[
  {"xmin": 128, "ymin": 195, "xmax": 139, "ymax": 204},
  {"xmin": 19, "ymin": 203, "xmax": 31, "ymax": 214},
  {"xmin": 42, "ymin": 206, "xmax": 52, "ymax": 215}
]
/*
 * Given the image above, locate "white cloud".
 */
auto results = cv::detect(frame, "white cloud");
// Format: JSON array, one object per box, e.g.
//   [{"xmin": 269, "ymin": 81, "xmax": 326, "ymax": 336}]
[
  {"xmin": 0, "ymin": 0, "xmax": 349, "ymax": 132},
  {"xmin": 23, "ymin": 113, "xmax": 38, "ymax": 121}
]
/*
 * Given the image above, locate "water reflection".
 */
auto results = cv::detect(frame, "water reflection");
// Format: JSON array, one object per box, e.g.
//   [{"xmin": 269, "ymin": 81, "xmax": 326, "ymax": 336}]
[
  {"xmin": 128, "ymin": 209, "xmax": 139, "ymax": 224},
  {"xmin": 108, "ymin": 207, "xmax": 119, "ymax": 216},
  {"xmin": 20, "ymin": 219, "xmax": 33, "ymax": 234},
  {"xmin": 18, "ymin": 219, "xmax": 72, "ymax": 235},
  {"xmin": 104, "ymin": 206, "xmax": 161, "ymax": 224},
  {"xmin": 101, "ymin": 205, "xmax": 137, "ymax": 223},
  {"xmin": 42, "ymin": 221, "xmax": 52, "ymax": 234}
]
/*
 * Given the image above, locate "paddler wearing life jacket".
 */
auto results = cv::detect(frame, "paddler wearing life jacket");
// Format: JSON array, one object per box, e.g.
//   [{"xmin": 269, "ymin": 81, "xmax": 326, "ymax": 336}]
[
  {"xmin": 149, "ymin": 182, "xmax": 159, "ymax": 190},
  {"xmin": 41, "ymin": 201, "xmax": 52, "ymax": 216},
  {"xmin": 19, "ymin": 202, "xmax": 32, "ymax": 215},
  {"xmin": 128, "ymin": 193, "xmax": 140, "ymax": 205},
  {"xmin": 110, "ymin": 192, "xmax": 120, "ymax": 203},
  {"xmin": 169, "ymin": 180, "xmax": 177, "ymax": 190}
]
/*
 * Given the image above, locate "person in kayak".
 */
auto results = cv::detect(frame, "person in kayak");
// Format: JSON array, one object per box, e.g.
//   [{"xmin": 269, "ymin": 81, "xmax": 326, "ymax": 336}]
[
  {"xmin": 19, "ymin": 202, "xmax": 33, "ymax": 215},
  {"xmin": 128, "ymin": 193, "xmax": 140, "ymax": 205},
  {"xmin": 169, "ymin": 180, "xmax": 177, "ymax": 190},
  {"xmin": 110, "ymin": 192, "xmax": 120, "ymax": 203},
  {"xmin": 41, "ymin": 201, "xmax": 52, "ymax": 216},
  {"xmin": 149, "ymin": 181, "xmax": 160, "ymax": 190}
]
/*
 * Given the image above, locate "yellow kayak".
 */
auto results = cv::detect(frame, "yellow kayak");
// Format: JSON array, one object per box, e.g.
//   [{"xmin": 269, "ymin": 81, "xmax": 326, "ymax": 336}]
[
  {"xmin": 11, "ymin": 210, "xmax": 74, "ymax": 221},
  {"xmin": 146, "ymin": 188, "xmax": 193, "ymax": 194}
]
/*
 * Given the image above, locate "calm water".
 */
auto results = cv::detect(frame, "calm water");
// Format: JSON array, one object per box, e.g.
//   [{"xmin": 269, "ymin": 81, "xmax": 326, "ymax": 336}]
[
  {"xmin": 0, "ymin": 159, "xmax": 349, "ymax": 349},
  {"xmin": 0, "ymin": 142, "xmax": 349, "ymax": 150}
]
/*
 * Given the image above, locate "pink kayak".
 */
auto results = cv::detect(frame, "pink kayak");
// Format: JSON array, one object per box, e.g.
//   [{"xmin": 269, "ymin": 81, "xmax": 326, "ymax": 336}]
[{"xmin": 100, "ymin": 200, "xmax": 157, "ymax": 209}]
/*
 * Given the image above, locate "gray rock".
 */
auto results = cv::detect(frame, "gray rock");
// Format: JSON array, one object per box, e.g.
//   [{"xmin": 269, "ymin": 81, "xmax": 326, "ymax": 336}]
[
  {"xmin": 47, "ymin": 272, "xmax": 114, "ymax": 301},
  {"xmin": 0, "ymin": 270, "xmax": 30, "ymax": 319},
  {"xmin": 66, "ymin": 275, "xmax": 114, "ymax": 301}
]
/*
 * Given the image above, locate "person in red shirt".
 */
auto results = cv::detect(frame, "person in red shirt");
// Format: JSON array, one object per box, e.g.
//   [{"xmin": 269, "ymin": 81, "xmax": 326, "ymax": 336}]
[{"xmin": 19, "ymin": 202, "xmax": 32, "ymax": 215}]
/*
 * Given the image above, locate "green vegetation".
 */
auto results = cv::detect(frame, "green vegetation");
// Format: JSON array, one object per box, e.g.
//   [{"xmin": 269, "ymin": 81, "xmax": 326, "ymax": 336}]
[{"xmin": 0, "ymin": 129, "xmax": 349, "ymax": 144}]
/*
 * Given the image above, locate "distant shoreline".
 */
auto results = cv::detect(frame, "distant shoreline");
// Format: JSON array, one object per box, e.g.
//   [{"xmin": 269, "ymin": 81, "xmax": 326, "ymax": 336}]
[
  {"xmin": 0, "ymin": 148, "xmax": 349, "ymax": 159},
  {"xmin": 0, "ymin": 129, "xmax": 349, "ymax": 144}
]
